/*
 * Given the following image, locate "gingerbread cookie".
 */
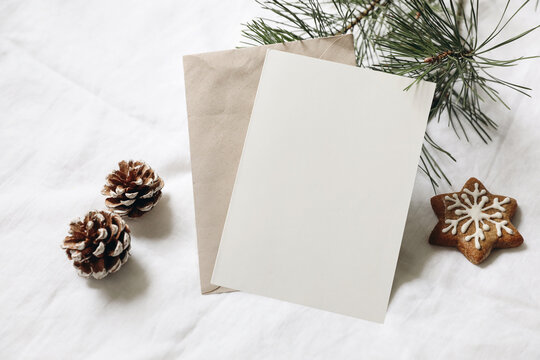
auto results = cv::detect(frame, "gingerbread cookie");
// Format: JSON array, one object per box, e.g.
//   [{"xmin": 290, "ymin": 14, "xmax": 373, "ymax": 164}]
[{"xmin": 429, "ymin": 177, "xmax": 523, "ymax": 264}]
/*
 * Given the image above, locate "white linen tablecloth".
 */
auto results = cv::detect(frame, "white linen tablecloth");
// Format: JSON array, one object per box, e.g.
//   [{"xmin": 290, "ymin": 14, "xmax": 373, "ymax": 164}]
[{"xmin": 1, "ymin": 1, "xmax": 539, "ymax": 358}]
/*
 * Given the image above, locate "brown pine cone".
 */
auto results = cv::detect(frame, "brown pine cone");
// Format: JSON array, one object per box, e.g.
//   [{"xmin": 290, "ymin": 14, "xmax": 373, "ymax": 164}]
[
  {"xmin": 102, "ymin": 160, "xmax": 164, "ymax": 218},
  {"xmin": 62, "ymin": 210, "xmax": 131, "ymax": 279}
]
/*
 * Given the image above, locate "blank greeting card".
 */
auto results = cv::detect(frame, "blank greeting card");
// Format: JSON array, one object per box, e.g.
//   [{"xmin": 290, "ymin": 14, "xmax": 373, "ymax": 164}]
[{"xmin": 211, "ymin": 50, "xmax": 435, "ymax": 322}]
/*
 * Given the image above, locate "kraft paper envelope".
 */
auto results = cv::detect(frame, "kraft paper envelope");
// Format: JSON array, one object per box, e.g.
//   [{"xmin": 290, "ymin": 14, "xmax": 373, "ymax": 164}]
[
  {"xmin": 212, "ymin": 50, "xmax": 435, "ymax": 322},
  {"xmin": 183, "ymin": 35, "xmax": 357, "ymax": 294}
]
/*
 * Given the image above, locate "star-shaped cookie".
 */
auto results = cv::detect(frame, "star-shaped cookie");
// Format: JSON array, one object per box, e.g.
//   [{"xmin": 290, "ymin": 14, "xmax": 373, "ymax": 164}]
[{"xmin": 429, "ymin": 177, "xmax": 523, "ymax": 264}]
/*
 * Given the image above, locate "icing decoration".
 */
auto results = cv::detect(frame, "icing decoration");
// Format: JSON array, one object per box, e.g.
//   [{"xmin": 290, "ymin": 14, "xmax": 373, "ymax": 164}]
[{"xmin": 442, "ymin": 183, "xmax": 513, "ymax": 250}]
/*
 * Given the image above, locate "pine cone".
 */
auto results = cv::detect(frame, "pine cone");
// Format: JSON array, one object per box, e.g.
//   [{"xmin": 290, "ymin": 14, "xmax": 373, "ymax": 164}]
[
  {"xmin": 102, "ymin": 160, "xmax": 164, "ymax": 218},
  {"xmin": 62, "ymin": 210, "xmax": 131, "ymax": 279}
]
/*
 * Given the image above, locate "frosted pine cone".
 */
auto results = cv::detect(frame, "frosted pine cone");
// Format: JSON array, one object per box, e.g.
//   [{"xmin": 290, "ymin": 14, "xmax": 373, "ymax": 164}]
[
  {"xmin": 62, "ymin": 210, "xmax": 131, "ymax": 279},
  {"xmin": 102, "ymin": 160, "xmax": 164, "ymax": 218}
]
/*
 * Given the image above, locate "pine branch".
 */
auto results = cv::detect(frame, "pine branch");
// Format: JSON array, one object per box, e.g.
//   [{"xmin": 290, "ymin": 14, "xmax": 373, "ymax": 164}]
[
  {"xmin": 375, "ymin": 0, "xmax": 537, "ymax": 140},
  {"xmin": 332, "ymin": 0, "xmax": 383, "ymax": 35},
  {"xmin": 242, "ymin": 0, "xmax": 539, "ymax": 191},
  {"xmin": 241, "ymin": 0, "xmax": 390, "ymax": 65}
]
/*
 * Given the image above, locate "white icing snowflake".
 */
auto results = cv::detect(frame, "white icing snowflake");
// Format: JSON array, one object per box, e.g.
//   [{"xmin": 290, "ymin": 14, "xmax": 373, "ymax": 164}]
[{"xmin": 442, "ymin": 183, "xmax": 514, "ymax": 250}]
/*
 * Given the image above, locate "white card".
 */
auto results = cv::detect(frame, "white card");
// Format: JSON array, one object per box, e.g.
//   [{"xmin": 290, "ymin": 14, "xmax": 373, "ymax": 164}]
[{"xmin": 211, "ymin": 50, "xmax": 435, "ymax": 322}]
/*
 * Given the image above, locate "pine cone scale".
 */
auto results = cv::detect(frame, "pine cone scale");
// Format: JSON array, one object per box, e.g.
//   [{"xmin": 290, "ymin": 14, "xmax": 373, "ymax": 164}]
[
  {"xmin": 91, "ymin": 258, "xmax": 107, "ymax": 279},
  {"xmin": 110, "ymin": 240, "xmax": 124, "ymax": 257},
  {"xmin": 92, "ymin": 242, "xmax": 105, "ymax": 256},
  {"xmin": 125, "ymin": 192, "xmax": 138, "ymax": 199},
  {"xmin": 63, "ymin": 239, "xmax": 87, "ymax": 250},
  {"xmin": 108, "ymin": 258, "xmax": 122, "ymax": 274}
]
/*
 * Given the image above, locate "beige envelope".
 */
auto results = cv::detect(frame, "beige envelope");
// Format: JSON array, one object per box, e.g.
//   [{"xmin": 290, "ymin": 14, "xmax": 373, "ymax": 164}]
[{"xmin": 183, "ymin": 35, "xmax": 357, "ymax": 294}]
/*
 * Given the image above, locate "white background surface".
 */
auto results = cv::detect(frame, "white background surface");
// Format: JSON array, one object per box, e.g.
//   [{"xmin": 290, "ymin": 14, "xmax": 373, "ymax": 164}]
[{"xmin": 1, "ymin": 1, "xmax": 539, "ymax": 359}]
